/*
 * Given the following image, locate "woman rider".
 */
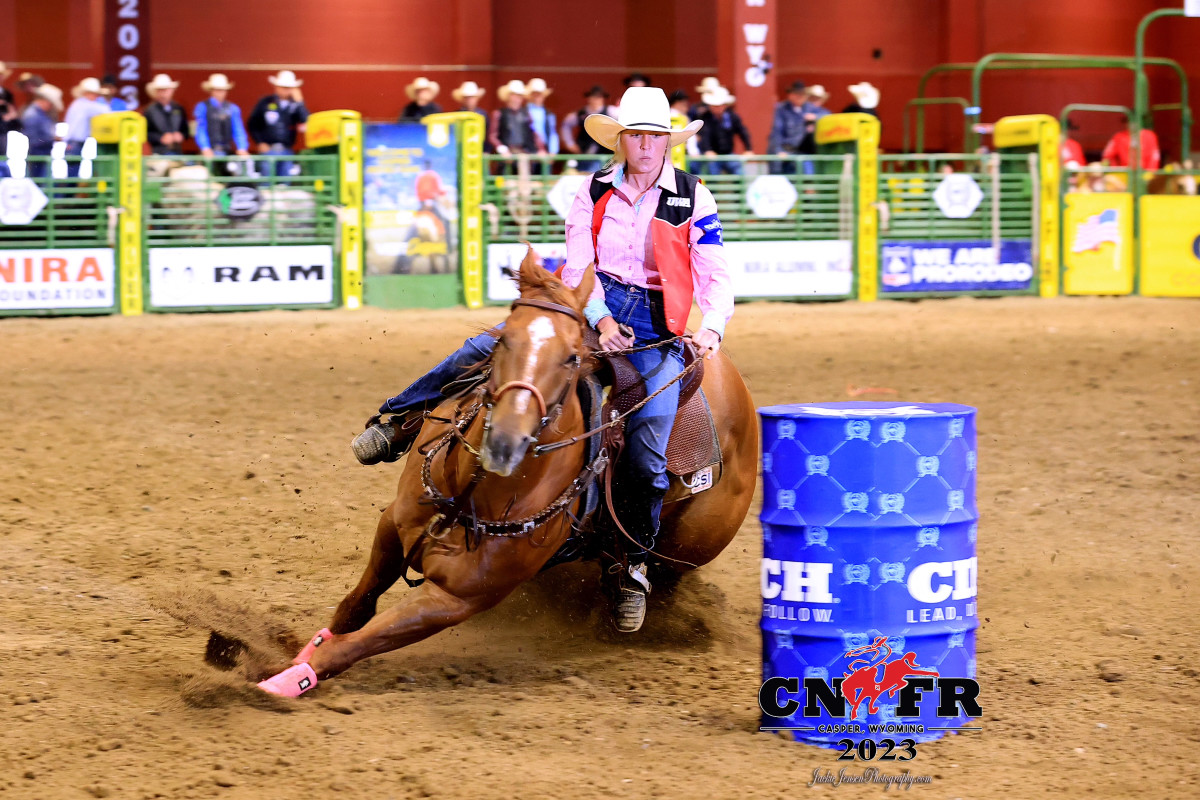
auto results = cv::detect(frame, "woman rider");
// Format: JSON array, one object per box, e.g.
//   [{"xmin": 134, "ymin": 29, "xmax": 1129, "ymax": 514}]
[{"xmin": 353, "ymin": 87, "xmax": 734, "ymax": 632}]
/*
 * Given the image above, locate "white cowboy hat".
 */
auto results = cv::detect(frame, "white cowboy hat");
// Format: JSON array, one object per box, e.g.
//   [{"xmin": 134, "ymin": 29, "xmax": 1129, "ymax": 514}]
[
  {"xmin": 145, "ymin": 73, "xmax": 180, "ymax": 93},
  {"xmin": 695, "ymin": 76, "xmax": 723, "ymax": 94},
  {"xmin": 268, "ymin": 70, "xmax": 303, "ymax": 88},
  {"xmin": 202, "ymin": 73, "xmax": 235, "ymax": 92},
  {"xmin": 451, "ymin": 80, "xmax": 486, "ymax": 102},
  {"xmin": 584, "ymin": 86, "xmax": 703, "ymax": 151},
  {"xmin": 807, "ymin": 84, "xmax": 829, "ymax": 100},
  {"xmin": 848, "ymin": 81, "xmax": 880, "ymax": 109},
  {"xmin": 71, "ymin": 77, "xmax": 102, "ymax": 97},
  {"xmin": 526, "ymin": 77, "xmax": 552, "ymax": 96},
  {"xmin": 34, "ymin": 83, "xmax": 63, "ymax": 111},
  {"xmin": 701, "ymin": 87, "xmax": 736, "ymax": 107},
  {"xmin": 0, "ymin": 62, "xmax": 10, "ymax": 81},
  {"xmin": 405, "ymin": 77, "xmax": 440, "ymax": 100},
  {"xmin": 497, "ymin": 79, "xmax": 527, "ymax": 102}
]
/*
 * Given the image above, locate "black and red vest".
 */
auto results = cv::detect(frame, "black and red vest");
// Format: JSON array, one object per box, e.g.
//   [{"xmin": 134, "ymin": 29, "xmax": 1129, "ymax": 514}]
[{"xmin": 588, "ymin": 168, "xmax": 701, "ymax": 336}]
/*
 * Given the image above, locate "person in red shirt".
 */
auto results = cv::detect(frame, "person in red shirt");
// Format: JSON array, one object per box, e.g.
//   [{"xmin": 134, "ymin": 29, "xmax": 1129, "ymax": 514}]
[
  {"xmin": 1060, "ymin": 118, "xmax": 1085, "ymax": 168},
  {"xmin": 1102, "ymin": 117, "xmax": 1161, "ymax": 170}
]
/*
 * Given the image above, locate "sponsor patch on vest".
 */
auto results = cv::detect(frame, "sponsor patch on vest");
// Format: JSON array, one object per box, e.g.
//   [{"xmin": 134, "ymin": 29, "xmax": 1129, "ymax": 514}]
[
  {"xmin": 695, "ymin": 213, "xmax": 724, "ymax": 246},
  {"xmin": 666, "ymin": 197, "xmax": 691, "ymax": 207}
]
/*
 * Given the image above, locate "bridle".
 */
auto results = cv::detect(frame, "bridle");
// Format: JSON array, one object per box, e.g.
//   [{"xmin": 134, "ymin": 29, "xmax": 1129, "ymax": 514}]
[{"xmin": 483, "ymin": 298, "xmax": 585, "ymax": 446}]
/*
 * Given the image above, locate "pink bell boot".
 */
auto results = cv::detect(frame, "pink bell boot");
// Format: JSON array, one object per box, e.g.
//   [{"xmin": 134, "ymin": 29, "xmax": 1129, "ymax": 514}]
[
  {"xmin": 292, "ymin": 628, "xmax": 334, "ymax": 665},
  {"xmin": 257, "ymin": 663, "xmax": 318, "ymax": 697}
]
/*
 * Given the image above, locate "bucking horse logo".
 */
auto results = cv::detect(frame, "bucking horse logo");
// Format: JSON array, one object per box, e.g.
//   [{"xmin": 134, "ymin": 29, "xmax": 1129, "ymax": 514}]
[{"xmin": 840, "ymin": 636, "xmax": 940, "ymax": 716}]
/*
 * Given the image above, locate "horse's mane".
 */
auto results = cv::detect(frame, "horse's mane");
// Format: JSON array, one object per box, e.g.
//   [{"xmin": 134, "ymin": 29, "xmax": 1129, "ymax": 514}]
[{"xmin": 517, "ymin": 263, "xmax": 580, "ymax": 310}]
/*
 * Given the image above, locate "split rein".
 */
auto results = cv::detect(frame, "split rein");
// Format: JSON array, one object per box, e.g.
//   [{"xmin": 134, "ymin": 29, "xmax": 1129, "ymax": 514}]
[{"xmin": 415, "ymin": 298, "xmax": 705, "ymax": 543}]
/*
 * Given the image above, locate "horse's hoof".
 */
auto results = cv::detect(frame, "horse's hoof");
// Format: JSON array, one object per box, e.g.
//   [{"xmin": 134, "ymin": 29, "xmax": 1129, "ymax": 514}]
[
  {"xmin": 292, "ymin": 628, "xmax": 333, "ymax": 665},
  {"xmin": 257, "ymin": 663, "xmax": 318, "ymax": 697}
]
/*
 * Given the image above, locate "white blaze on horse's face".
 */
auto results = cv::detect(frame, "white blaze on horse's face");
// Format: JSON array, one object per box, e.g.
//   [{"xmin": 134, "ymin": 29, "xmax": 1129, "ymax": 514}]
[{"xmin": 507, "ymin": 314, "xmax": 556, "ymax": 416}]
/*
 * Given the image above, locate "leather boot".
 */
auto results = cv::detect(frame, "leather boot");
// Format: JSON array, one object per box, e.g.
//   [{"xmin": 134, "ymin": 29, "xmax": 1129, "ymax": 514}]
[
  {"xmin": 351, "ymin": 411, "xmax": 424, "ymax": 465},
  {"xmin": 608, "ymin": 483, "xmax": 665, "ymax": 633}
]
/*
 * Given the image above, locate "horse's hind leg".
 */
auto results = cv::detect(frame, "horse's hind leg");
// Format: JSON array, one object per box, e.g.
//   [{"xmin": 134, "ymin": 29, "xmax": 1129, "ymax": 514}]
[{"xmin": 329, "ymin": 501, "xmax": 409, "ymax": 634}]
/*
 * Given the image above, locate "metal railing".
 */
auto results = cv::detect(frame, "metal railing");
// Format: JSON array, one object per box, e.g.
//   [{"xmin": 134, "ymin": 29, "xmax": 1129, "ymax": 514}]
[
  {"xmin": 141, "ymin": 154, "xmax": 340, "ymax": 247},
  {"xmin": 878, "ymin": 153, "xmax": 1035, "ymax": 242},
  {"xmin": 480, "ymin": 153, "xmax": 855, "ymax": 243},
  {"xmin": 0, "ymin": 156, "xmax": 120, "ymax": 249}
]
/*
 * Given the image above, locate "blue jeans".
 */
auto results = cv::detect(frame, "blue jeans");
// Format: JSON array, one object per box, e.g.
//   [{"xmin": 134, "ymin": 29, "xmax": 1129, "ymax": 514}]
[{"xmin": 259, "ymin": 143, "xmax": 295, "ymax": 177}]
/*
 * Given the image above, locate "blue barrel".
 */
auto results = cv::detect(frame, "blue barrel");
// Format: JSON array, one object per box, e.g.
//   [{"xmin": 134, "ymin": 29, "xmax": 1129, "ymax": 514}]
[{"xmin": 758, "ymin": 402, "xmax": 978, "ymax": 747}]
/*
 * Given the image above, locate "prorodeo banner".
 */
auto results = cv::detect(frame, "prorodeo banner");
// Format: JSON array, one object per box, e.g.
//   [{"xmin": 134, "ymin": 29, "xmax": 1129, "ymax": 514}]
[
  {"xmin": 0, "ymin": 248, "xmax": 116, "ymax": 312},
  {"xmin": 881, "ymin": 240, "xmax": 1034, "ymax": 293},
  {"xmin": 148, "ymin": 245, "xmax": 334, "ymax": 309}
]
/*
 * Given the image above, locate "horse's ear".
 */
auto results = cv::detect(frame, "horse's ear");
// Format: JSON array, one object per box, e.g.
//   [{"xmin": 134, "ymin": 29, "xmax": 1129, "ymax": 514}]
[
  {"xmin": 517, "ymin": 244, "xmax": 542, "ymax": 296},
  {"xmin": 573, "ymin": 262, "xmax": 596, "ymax": 311}
]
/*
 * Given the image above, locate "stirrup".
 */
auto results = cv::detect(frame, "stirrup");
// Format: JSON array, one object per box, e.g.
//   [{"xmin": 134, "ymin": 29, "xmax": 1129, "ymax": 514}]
[
  {"xmin": 351, "ymin": 413, "xmax": 421, "ymax": 465},
  {"xmin": 613, "ymin": 563, "xmax": 651, "ymax": 634}
]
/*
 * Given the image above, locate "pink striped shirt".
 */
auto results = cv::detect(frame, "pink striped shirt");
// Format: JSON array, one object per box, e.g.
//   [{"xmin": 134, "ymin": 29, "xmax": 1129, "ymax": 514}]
[{"xmin": 559, "ymin": 159, "xmax": 734, "ymax": 337}]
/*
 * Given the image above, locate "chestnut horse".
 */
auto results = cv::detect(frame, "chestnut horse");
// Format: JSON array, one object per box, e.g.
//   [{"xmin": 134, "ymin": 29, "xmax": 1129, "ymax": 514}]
[{"xmin": 285, "ymin": 252, "xmax": 758, "ymax": 685}]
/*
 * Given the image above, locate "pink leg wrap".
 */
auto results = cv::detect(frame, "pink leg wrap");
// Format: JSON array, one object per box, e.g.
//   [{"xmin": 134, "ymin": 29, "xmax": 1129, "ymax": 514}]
[
  {"xmin": 292, "ymin": 628, "xmax": 334, "ymax": 665},
  {"xmin": 257, "ymin": 663, "xmax": 318, "ymax": 697}
]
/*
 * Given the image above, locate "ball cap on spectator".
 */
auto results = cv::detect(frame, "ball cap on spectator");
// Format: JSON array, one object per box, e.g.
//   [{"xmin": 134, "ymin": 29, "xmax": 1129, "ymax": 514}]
[
  {"xmin": 405, "ymin": 77, "xmax": 440, "ymax": 99},
  {"xmin": 268, "ymin": 70, "xmax": 303, "ymax": 88},
  {"xmin": 787, "ymin": 80, "xmax": 808, "ymax": 95},
  {"xmin": 497, "ymin": 79, "xmax": 527, "ymax": 102},
  {"xmin": 584, "ymin": 87, "xmax": 703, "ymax": 150},
  {"xmin": 695, "ymin": 77, "xmax": 723, "ymax": 94},
  {"xmin": 451, "ymin": 81, "xmax": 486, "ymax": 101},
  {"xmin": 848, "ymin": 81, "xmax": 880, "ymax": 109},
  {"xmin": 701, "ymin": 86, "xmax": 736, "ymax": 107},
  {"xmin": 526, "ymin": 78, "xmax": 552, "ymax": 96},
  {"xmin": 202, "ymin": 73, "xmax": 235, "ymax": 91},
  {"xmin": 146, "ymin": 73, "xmax": 180, "ymax": 93},
  {"xmin": 71, "ymin": 77, "xmax": 103, "ymax": 97},
  {"xmin": 584, "ymin": 85, "xmax": 609, "ymax": 99},
  {"xmin": 34, "ymin": 83, "xmax": 64, "ymax": 111}
]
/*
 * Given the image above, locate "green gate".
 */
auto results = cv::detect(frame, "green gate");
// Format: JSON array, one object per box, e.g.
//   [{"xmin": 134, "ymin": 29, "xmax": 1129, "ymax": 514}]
[{"xmin": 877, "ymin": 152, "xmax": 1039, "ymax": 298}]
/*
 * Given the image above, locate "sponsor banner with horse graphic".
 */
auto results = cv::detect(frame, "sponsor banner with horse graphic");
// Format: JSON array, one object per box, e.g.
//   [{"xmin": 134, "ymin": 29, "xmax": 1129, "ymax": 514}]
[{"xmin": 363, "ymin": 123, "xmax": 459, "ymax": 278}]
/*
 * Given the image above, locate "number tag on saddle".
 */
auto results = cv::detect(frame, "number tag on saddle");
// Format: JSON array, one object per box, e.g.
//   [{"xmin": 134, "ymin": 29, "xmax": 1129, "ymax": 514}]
[{"xmin": 683, "ymin": 466, "xmax": 714, "ymax": 494}]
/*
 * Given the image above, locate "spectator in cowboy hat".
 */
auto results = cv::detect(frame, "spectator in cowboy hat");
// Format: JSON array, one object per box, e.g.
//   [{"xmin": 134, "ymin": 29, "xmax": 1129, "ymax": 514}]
[
  {"xmin": 488, "ymin": 79, "xmax": 545, "ymax": 157},
  {"xmin": 452, "ymin": 80, "xmax": 489, "ymax": 148},
  {"xmin": 194, "ymin": 73, "xmax": 249, "ymax": 157},
  {"xmin": 248, "ymin": 70, "xmax": 310, "ymax": 174},
  {"xmin": 690, "ymin": 76, "xmax": 723, "ymax": 120},
  {"xmin": 768, "ymin": 80, "xmax": 809, "ymax": 173},
  {"xmin": 843, "ymin": 81, "xmax": 880, "ymax": 118},
  {"xmin": 561, "ymin": 85, "xmax": 614, "ymax": 172},
  {"xmin": 64, "ymin": 78, "xmax": 109, "ymax": 171},
  {"xmin": 15, "ymin": 72, "xmax": 45, "ymax": 113},
  {"xmin": 797, "ymin": 83, "xmax": 831, "ymax": 155},
  {"xmin": 697, "ymin": 85, "xmax": 752, "ymax": 175},
  {"xmin": 399, "ymin": 77, "xmax": 442, "ymax": 122},
  {"xmin": 141, "ymin": 73, "xmax": 188, "ymax": 155},
  {"xmin": 526, "ymin": 77, "xmax": 559, "ymax": 156},
  {"xmin": 21, "ymin": 83, "xmax": 61, "ymax": 178}
]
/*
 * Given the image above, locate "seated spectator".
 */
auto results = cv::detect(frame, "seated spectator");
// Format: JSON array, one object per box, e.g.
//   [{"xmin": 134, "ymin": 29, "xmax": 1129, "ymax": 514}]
[
  {"xmin": 526, "ymin": 78, "xmax": 558, "ymax": 156},
  {"xmin": 768, "ymin": 80, "xmax": 808, "ymax": 173},
  {"xmin": 65, "ymin": 78, "xmax": 109, "ymax": 174},
  {"xmin": 798, "ymin": 84, "xmax": 831, "ymax": 154},
  {"xmin": 697, "ymin": 86, "xmax": 752, "ymax": 175},
  {"xmin": 488, "ymin": 80, "xmax": 545, "ymax": 156},
  {"xmin": 843, "ymin": 81, "xmax": 880, "ymax": 118},
  {"xmin": 101, "ymin": 75, "xmax": 129, "ymax": 112},
  {"xmin": 1102, "ymin": 116, "xmax": 1160, "ymax": 171},
  {"xmin": 248, "ymin": 70, "xmax": 309, "ymax": 174},
  {"xmin": 142, "ymin": 73, "xmax": 188, "ymax": 155},
  {"xmin": 21, "ymin": 83, "xmax": 61, "ymax": 178},
  {"xmin": 399, "ymin": 77, "xmax": 442, "ymax": 122},
  {"xmin": 194, "ymin": 73, "xmax": 249, "ymax": 157},
  {"xmin": 451, "ymin": 80, "xmax": 489, "ymax": 147},
  {"xmin": 560, "ymin": 85, "xmax": 613, "ymax": 172}
]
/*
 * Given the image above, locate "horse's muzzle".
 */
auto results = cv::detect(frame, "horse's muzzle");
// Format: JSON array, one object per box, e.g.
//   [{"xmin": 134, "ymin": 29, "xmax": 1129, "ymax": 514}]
[{"xmin": 480, "ymin": 427, "xmax": 533, "ymax": 477}]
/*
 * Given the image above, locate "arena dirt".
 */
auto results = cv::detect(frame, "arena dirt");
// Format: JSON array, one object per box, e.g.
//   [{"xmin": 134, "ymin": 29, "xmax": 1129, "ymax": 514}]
[{"xmin": 1, "ymin": 296, "xmax": 1197, "ymax": 799}]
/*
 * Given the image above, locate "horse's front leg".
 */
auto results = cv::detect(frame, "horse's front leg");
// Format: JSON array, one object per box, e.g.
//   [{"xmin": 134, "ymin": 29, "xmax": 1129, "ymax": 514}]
[{"xmin": 307, "ymin": 522, "xmax": 568, "ymax": 680}]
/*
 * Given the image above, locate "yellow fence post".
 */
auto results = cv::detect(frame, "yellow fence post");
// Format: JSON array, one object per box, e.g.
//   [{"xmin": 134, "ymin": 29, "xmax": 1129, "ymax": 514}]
[
  {"xmin": 817, "ymin": 113, "xmax": 880, "ymax": 301},
  {"xmin": 993, "ymin": 114, "xmax": 1060, "ymax": 297},
  {"xmin": 91, "ymin": 111, "xmax": 146, "ymax": 316},
  {"xmin": 305, "ymin": 110, "xmax": 364, "ymax": 309}
]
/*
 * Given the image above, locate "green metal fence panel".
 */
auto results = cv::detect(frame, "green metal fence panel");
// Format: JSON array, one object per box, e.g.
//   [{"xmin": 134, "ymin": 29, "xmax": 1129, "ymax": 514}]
[
  {"xmin": 480, "ymin": 154, "xmax": 854, "ymax": 244},
  {"xmin": 141, "ymin": 153, "xmax": 340, "ymax": 248},
  {"xmin": 0, "ymin": 156, "xmax": 120, "ymax": 249}
]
